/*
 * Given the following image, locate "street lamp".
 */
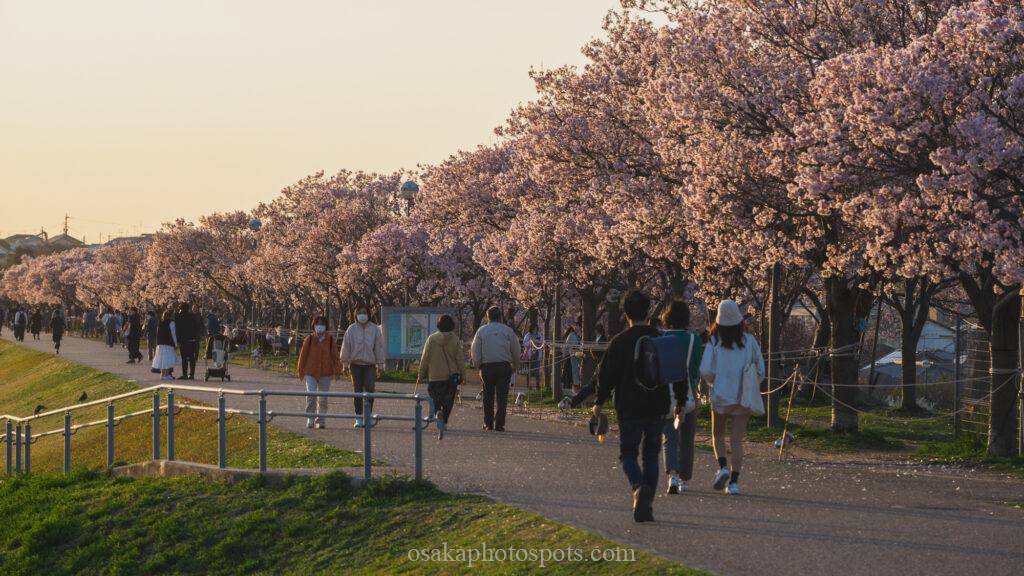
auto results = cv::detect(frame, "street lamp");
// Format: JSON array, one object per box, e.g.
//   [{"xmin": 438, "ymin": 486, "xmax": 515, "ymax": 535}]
[{"xmin": 400, "ymin": 180, "xmax": 419, "ymax": 214}]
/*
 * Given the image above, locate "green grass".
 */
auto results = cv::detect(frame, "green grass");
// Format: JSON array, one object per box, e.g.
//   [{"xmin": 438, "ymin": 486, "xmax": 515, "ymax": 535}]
[
  {"xmin": 0, "ymin": 470, "xmax": 698, "ymax": 576},
  {"xmin": 914, "ymin": 435, "xmax": 1024, "ymax": 474},
  {"xmin": 0, "ymin": 340, "xmax": 362, "ymax": 472}
]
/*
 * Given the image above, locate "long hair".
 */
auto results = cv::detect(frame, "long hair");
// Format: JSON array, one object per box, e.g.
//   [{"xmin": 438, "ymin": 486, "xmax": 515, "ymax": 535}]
[{"xmin": 709, "ymin": 322, "xmax": 745, "ymax": 350}]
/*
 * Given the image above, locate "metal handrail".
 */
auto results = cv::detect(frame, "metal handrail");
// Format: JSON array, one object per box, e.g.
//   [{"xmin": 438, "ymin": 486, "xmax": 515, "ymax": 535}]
[{"xmin": 3, "ymin": 385, "xmax": 436, "ymax": 482}]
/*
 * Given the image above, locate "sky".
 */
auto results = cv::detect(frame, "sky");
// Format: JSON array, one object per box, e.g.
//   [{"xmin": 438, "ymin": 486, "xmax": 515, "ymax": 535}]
[{"xmin": 0, "ymin": 0, "xmax": 621, "ymax": 243}]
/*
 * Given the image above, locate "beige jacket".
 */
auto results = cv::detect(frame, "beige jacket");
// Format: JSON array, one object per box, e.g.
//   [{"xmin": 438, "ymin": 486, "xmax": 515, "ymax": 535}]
[
  {"xmin": 340, "ymin": 321, "xmax": 386, "ymax": 366},
  {"xmin": 417, "ymin": 331, "xmax": 466, "ymax": 383}
]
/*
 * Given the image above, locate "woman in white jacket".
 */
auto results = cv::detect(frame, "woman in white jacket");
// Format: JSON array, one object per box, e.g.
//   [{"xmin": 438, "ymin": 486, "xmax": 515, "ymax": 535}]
[{"xmin": 699, "ymin": 299, "xmax": 765, "ymax": 495}]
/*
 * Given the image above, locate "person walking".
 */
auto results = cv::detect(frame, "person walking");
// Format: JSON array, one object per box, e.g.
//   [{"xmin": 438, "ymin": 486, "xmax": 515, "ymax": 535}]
[
  {"xmin": 340, "ymin": 306, "xmax": 385, "ymax": 428},
  {"xmin": 593, "ymin": 289, "xmax": 665, "ymax": 523},
  {"xmin": 175, "ymin": 303, "xmax": 200, "ymax": 380},
  {"xmin": 114, "ymin": 310, "xmax": 124, "ymax": 345},
  {"xmin": 13, "ymin": 307, "xmax": 27, "ymax": 341},
  {"xmin": 297, "ymin": 316, "xmax": 342, "ymax": 429},
  {"xmin": 470, "ymin": 306, "xmax": 521, "ymax": 432},
  {"xmin": 521, "ymin": 324, "xmax": 544, "ymax": 388},
  {"xmin": 125, "ymin": 307, "xmax": 144, "ymax": 364},
  {"xmin": 152, "ymin": 309, "xmax": 178, "ymax": 380},
  {"xmin": 700, "ymin": 299, "xmax": 765, "ymax": 496},
  {"xmin": 660, "ymin": 300, "xmax": 704, "ymax": 495},
  {"xmin": 145, "ymin": 310, "xmax": 158, "ymax": 361},
  {"xmin": 416, "ymin": 314, "xmax": 465, "ymax": 426},
  {"xmin": 102, "ymin": 309, "xmax": 116, "ymax": 348},
  {"xmin": 29, "ymin": 309, "xmax": 42, "ymax": 340},
  {"xmin": 49, "ymin": 306, "xmax": 66, "ymax": 354},
  {"xmin": 565, "ymin": 324, "xmax": 582, "ymax": 390}
]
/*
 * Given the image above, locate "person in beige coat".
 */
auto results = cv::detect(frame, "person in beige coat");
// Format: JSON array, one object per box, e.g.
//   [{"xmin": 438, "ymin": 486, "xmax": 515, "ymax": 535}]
[
  {"xmin": 416, "ymin": 314, "xmax": 465, "ymax": 425},
  {"xmin": 340, "ymin": 305, "xmax": 386, "ymax": 427}
]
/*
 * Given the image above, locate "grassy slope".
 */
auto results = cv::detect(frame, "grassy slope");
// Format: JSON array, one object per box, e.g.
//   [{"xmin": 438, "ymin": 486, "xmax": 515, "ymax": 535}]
[
  {"xmin": 0, "ymin": 471, "xmax": 700, "ymax": 576},
  {"xmin": 0, "ymin": 340, "xmax": 362, "ymax": 472}
]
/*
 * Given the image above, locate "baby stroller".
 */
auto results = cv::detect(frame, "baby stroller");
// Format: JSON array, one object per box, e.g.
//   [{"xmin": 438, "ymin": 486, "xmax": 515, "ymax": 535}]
[{"xmin": 204, "ymin": 332, "xmax": 231, "ymax": 382}]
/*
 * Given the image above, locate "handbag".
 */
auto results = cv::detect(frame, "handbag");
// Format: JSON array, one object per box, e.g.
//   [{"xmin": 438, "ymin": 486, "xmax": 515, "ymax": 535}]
[
  {"xmin": 682, "ymin": 334, "xmax": 697, "ymax": 414},
  {"xmin": 740, "ymin": 335, "xmax": 765, "ymax": 416}
]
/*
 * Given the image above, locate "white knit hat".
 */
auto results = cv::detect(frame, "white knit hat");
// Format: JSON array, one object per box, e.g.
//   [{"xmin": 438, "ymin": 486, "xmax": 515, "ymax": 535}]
[{"xmin": 715, "ymin": 299, "xmax": 744, "ymax": 327}]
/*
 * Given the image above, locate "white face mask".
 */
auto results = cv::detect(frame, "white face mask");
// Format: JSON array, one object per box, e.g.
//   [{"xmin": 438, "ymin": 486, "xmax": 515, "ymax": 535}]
[
  {"xmin": 356, "ymin": 314, "xmax": 368, "ymax": 324},
  {"xmin": 314, "ymin": 324, "xmax": 326, "ymax": 335}
]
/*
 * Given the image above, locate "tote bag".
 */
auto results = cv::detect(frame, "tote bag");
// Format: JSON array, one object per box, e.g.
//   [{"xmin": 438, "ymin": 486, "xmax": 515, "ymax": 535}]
[{"xmin": 740, "ymin": 335, "xmax": 765, "ymax": 416}]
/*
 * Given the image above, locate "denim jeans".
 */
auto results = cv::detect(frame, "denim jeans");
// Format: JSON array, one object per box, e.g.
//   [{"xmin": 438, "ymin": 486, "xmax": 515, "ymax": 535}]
[
  {"xmin": 619, "ymin": 417, "xmax": 663, "ymax": 490},
  {"xmin": 663, "ymin": 412, "xmax": 698, "ymax": 480},
  {"xmin": 304, "ymin": 375, "xmax": 332, "ymax": 424}
]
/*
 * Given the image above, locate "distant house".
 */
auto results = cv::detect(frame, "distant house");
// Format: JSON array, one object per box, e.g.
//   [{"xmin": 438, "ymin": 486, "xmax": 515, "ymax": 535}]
[
  {"xmin": 3, "ymin": 233, "xmax": 46, "ymax": 254},
  {"xmin": 47, "ymin": 233, "xmax": 85, "ymax": 251}
]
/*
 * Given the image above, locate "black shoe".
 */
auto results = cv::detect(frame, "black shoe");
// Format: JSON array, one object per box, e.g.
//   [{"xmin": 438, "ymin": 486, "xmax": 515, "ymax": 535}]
[
  {"xmin": 494, "ymin": 426, "xmax": 505, "ymax": 432},
  {"xmin": 639, "ymin": 485, "xmax": 655, "ymax": 522},
  {"xmin": 126, "ymin": 360, "xmax": 136, "ymax": 364},
  {"xmin": 177, "ymin": 375, "xmax": 188, "ymax": 380}
]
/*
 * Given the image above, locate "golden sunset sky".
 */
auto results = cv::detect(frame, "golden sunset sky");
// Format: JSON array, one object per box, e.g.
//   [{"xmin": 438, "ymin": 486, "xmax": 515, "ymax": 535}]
[{"xmin": 0, "ymin": 0, "xmax": 620, "ymax": 242}]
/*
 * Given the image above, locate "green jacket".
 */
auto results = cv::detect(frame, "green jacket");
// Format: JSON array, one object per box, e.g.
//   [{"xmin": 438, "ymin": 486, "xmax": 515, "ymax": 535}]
[
  {"xmin": 417, "ymin": 331, "xmax": 466, "ymax": 383},
  {"xmin": 663, "ymin": 329, "xmax": 704, "ymax": 403}
]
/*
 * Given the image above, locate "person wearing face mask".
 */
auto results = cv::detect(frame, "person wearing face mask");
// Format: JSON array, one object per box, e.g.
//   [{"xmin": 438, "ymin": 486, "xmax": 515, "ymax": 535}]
[
  {"xmin": 297, "ymin": 316, "xmax": 343, "ymax": 429},
  {"xmin": 340, "ymin": 306, "xmax": 386, "ymax": 427}
]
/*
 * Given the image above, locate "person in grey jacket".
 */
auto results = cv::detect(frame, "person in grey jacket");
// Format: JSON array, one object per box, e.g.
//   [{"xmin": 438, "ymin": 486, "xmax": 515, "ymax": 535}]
[{"xmin": 469, "ymin": 307, "xmax": 521, "ymax": 431}]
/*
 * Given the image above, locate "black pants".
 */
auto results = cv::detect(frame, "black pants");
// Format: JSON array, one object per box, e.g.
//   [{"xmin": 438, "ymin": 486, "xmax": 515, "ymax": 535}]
[
  {"xmin": 619, "ymin": 418, "xmax": 663, "ymax": 490},
  {"xmin": 14, "ymin": 325, "xmax": 25, "ymax": 341},
  {"xmin": 480, "ymin": 362, "xmax": 512, "ymax": 429},
  {"xmin": 148, "ymin": 339, "xmax": 156, "ymax": 361},
  {"xmin": 180, "ymin": 340, "xmax": 198, "ymax": 378},
  {"xmin": 351, "ymin": 364, "xmax": 376, "ymax": 415},
  {"xmin": 127, "ymin": 336, "xmax": 143, "ymax": 361},
  {"xmin": 428, "ymin": 380, "xmax": 458, "ymax": 424}
]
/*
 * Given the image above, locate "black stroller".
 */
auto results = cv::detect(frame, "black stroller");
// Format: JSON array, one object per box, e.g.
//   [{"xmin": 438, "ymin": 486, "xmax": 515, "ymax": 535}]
[{"xmin": 204, "ymin": 332, "xmax": 231, "ymax": 382}]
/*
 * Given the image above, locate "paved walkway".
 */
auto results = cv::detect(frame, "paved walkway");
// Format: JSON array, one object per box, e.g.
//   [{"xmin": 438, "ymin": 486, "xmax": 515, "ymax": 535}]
[{"xmin": 4, "ymin": 334, "xmax": 1023, "ymax": 575}]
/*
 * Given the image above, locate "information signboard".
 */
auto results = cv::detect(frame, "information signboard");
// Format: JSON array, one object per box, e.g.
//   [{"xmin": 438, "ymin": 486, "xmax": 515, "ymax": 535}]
[{"xmin": 381, "ymin": 307, "xmax": 457, "ymax": 360}]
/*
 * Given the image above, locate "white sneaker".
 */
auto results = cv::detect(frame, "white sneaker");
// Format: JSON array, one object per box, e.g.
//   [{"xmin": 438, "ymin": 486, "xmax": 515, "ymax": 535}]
[
  {"xmin": 727, "ymin": 482, "xmax": 740, "ymax": 495},
  {"xmin": 557, "ymin": 398, "xmax": 571, "ymax": 410},
  {"xmin": 681, "ymin": 481, "xmax": 690, "ymax": 492},
  {"xmin": 713, "ymin": 467, "xmax": 730, "ymax": 491},
  {"xmin": 667, "ymin": 474, "xmax": 681, "ymax": 495},
  {"xmin": 306, "ymin": 419, "xmax": 314, "ymax": 429},
  {"xmin": 354, "ymin": 418, "xmax": 364, "ymax": 428}
]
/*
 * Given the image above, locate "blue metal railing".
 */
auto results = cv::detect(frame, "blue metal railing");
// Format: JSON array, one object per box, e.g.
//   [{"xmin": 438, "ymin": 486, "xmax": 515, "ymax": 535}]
[{"xmin": 1, "ymin": 384, "xmax": 437, "ymax": 481}]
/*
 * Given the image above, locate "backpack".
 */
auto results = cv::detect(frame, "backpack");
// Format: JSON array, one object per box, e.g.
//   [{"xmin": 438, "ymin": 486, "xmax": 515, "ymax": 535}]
[
  {"xmin": 14, "ymin": 311, "xmax": 26, "ymax": 325},
  {"xmin": 634, "ymin": 333, "xmax": 688, "ymax": 391}
]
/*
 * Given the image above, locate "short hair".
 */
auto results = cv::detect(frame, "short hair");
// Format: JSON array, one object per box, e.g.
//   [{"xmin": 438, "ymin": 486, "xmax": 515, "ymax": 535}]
[
  {"xmin": 311, "ymin": 315, "xmax": 328, "ymax": 330},
  {"xmin": 661, "ymin": 300, "xmax": 691, "ymax": 330},
  {"xmin": 161, "ymin": 309, "xmax": 174, "ymax": 321},
  {"xmin": 621, "ymin": 289, "xmax": 651, "ymax": 322},
  {"xmin": 436, "ymin": 314, "xmax": 455, "ymax": 333},
  {"xmin": 486, "ymin": 306, "xmax": 502, "ymax": 322}
]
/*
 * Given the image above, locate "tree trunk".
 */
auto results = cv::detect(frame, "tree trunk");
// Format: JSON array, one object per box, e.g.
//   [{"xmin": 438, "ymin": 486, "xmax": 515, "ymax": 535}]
[
  {"xmin": 607, "ymin": 294, "xmax": 624, "ymax": 336},
  {"xmin": 899, "ymin": 321, "xmax": 919, "ymax": 409},
  {"xmin": 551, "ymin": 287, "xmax": 563, "ymax": 401},
  {"xmin": 580, "ymin": 288, "xmax": 599, "ymax": 393},
  {"xmin": 988, "ymin": 290, "xmax": 1020, "ymax": 456},
  {"xmin": 827, "ymin": 277, "xmax": 860, "ymax": 433}
]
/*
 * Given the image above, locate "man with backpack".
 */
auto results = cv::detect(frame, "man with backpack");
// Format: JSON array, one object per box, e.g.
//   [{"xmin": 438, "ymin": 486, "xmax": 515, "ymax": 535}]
[
  {"xmin": 593, "ymin": 289, "xmax": 674, "ymax": 523},
  {"xmin": 13, "ymin": 307, "xmax": 28, "ymax": 341}
]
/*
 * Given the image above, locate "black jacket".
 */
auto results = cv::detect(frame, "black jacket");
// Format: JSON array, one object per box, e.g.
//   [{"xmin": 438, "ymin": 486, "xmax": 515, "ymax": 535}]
[
  {"xmin": 174, "ymin": 312, "xmax": 200, "ymax": 342},
  {"xmin": 595, "ymin": 325, "xmax": 669, "ymax": 422}
]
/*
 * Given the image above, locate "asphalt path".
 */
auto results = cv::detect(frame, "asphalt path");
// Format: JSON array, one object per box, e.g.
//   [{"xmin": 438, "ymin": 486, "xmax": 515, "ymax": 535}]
[{"xmin": 4, "ymin": 333, "xmax": 1023, "ymax": 576}]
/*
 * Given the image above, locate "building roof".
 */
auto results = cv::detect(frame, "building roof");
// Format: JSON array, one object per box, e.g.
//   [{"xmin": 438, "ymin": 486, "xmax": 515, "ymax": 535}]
[
  {"xmin": 47, "ymin": 233, "xmax": 85, "ymax": 247},
  {"xmin": 4, "ymin": 233, "xmax": 44, "ymax": 243}
]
